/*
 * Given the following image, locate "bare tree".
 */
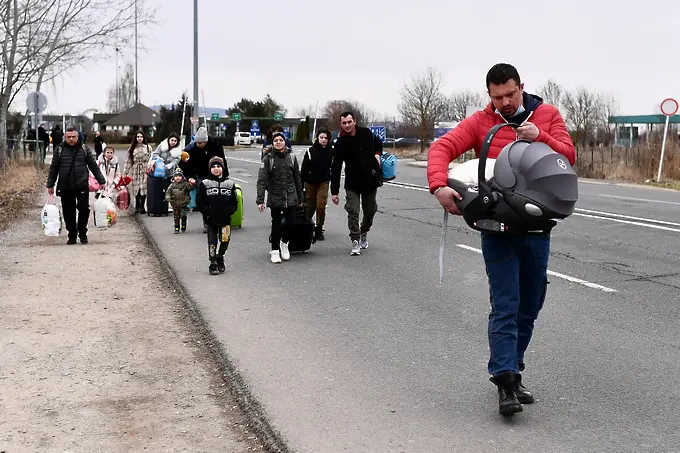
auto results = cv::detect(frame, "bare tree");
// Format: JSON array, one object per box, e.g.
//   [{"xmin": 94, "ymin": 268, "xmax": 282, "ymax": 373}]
[
  {"xmin": 0, "ymin": 0, "xmax": 158, "ymax": 169},
  {"xmin": 537, "ymin": 79, "xmax": 563, "ymax": 108},
  {"xmin": 443, "ymin": 89, "xmax": 487, "ymax": 121},
  {"xmin": 594, "ymin": 93, "xmax": 619, "ymax": 145},
  {"xmin": 294, "ymin": 104, "xmax": 316, "ymax": 118},
  {"xmin": 323, "ymin": 99, "xmax": 372, "ymax": 129},
  {"xmin": 107, "ymin": 63, "xmax": 137, "ymax": 113},
  {"xmin": 562, "ymin": 87, "xmax": 600, "ymax": 146},
  {"xmin": 398, "ymin": 67, "xmax": 446, "ymax": 152}
]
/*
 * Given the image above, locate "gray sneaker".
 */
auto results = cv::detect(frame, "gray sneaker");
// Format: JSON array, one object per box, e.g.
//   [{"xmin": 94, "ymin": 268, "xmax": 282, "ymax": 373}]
[
  {"xmin": 360, "ymin": 233, "xmax": 368, "ymax": 249},
  {"xmin": 351, "ymin": 240, "xmax": 361, "ymax": 256}
]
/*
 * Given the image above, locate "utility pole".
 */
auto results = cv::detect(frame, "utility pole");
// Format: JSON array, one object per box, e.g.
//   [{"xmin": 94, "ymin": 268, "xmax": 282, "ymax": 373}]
[
  {"xmin": 192, "ymin": 0, "xmax": 199, "ymax": 136},
  {"xmin": 134, "ymin": 0, "xmax": 139, "ymax": 104},
  {"xmin": 115, "ymin": 47, "xmax": 120, "ymax": 112}
]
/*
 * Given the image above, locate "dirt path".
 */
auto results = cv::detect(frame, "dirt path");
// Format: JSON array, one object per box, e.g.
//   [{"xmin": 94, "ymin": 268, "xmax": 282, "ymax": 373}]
[{"xmin": 0, "ymin": 195, "xmax": 264, "ymax": 452}]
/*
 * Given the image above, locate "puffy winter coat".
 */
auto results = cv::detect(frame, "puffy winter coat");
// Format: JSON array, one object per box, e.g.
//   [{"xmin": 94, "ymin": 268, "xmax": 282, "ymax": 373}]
[
  {"xmin": 151, "ymin": 138, "xmax": 183, "ymax": 176},
  {"xmin": 166, "ymin": 179, "xmax": 194, "ymax": 209},
  {"xmin": 256, "ymin": 149, "xmax": 303, "ymax": 208},
  {"xmin": 196, "ymin": 176, "xmax": 238, "ymax": 226},
  {"xmin": 180, "ymin": 136, "xmax": 228, "ymax": 181},
  {"xmin": 427, "ymin": 93, "xmax": 575, "ymax": 193},
  {"xmin": 96, "ymin": 154, "xmax": 122, "ymax": 195},
  {"xmin": 47, "ymin": 142, "xmax": 105, "ymax": 194}
]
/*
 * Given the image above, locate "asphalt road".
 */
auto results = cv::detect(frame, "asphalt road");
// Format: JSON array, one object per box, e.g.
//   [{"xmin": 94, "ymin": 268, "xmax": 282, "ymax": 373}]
[{"xmin": 138, "ymin": 147, "xmax": 680, "ymax": 453}]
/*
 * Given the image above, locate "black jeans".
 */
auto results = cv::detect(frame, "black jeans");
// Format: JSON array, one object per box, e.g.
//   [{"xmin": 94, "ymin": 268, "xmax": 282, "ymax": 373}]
[
  {"xmin": 60, "ymin": 189, "xmax": 90, "ymax": 238},
  {"xmin": 206, "ymin": 224, "xmax": 230, "ymax": 261},
  {"xmin": 270, "ymin": 207, "xmax": 295, "ymax": 251}
]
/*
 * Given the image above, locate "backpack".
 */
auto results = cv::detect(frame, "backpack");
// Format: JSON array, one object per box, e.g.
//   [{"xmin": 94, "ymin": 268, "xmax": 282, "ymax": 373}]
[{"xmin": 268, "ymin": 152, "xmax": 296, "ymax": 172}]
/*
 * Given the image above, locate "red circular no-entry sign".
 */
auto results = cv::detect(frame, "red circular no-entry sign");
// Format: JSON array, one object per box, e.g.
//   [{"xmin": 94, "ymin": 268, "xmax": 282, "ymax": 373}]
[{"xmin": 660, "ymin": 98, "xmax": 678, "ymax": 116}]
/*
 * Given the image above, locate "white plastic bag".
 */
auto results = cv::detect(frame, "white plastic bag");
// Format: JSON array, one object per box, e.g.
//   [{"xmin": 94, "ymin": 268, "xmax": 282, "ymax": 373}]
[
  {"xmin": 94, "ymin": 195, "xmax": 109, "ymax": 229},
  {"xmin": 41, "ymin": 195, "xmax": 62, "ymax": 237}
]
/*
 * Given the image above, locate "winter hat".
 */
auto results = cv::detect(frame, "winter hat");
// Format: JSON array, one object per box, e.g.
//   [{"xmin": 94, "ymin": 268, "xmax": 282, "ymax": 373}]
[
  {"xmin": 195, "ymin": 126, "xmax": 208, "ymax": 142},
  {"xmin": 272, "ymin": 131, "xmax": 286, "ymax": 142},
  {"xmin": 209, "ymin": 156, "xmax": 225, "ymax": 169},
  {"xmin": 172, "ymin": 167, "xmax": 185, "ymax": 179}
]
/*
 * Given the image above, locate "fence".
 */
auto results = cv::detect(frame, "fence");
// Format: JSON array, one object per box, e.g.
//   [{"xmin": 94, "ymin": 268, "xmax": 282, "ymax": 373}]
[{"xmin": 576, "ymin": 139, "xmax": 679, "ymax": 182}]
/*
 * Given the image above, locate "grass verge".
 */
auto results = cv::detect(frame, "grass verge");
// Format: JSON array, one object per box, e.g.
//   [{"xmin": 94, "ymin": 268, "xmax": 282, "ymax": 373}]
[{"xmin": 0, "ymin": 162, "xmax": 46, "ymax": 231}]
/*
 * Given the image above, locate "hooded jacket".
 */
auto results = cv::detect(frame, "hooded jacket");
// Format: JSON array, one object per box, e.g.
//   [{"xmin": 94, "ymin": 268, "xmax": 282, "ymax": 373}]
[
  {"xmin": 256, "ymin": 148, "xmax": 303, "ymax": 208},
  {"xmin": 195, "ymin": 173, "xmax": 238, "ymax": 226},
  {"xmin": 47, "ymin": 140, "xmax": 105, "ymax": 194},
  {"xmin": 96, "ymin": 153, "xmax": 122, "ymax": 195},
  {"xmin": 301, "ymin": 140, "xmax": 334, "ymax": 185},
  {"xmin": 427, "ymin": 92, "xmax": 576, "ymax": 193},
  {"xmin": 180, "ymin": 136, "xmax": 228, "ymax": 181},
  {"xmin": 166, "ymin": 170, "xmax": 194, "ymax": 209}
]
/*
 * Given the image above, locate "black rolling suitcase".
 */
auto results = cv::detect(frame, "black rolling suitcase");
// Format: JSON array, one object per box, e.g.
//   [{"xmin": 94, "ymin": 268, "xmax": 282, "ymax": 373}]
[
  {"xmin": 284, "ymin": 205, "xmax": 315, "ymax": 253},
  {"xmin": 147, "ymin": 175, "xmax": 169, "ymax": 216}
]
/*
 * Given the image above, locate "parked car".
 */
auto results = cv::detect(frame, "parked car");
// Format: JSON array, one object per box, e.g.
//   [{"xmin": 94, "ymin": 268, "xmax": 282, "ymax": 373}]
[{"xmin": 234, "ymin": 132, "xmax": 252, "ymax": 146}]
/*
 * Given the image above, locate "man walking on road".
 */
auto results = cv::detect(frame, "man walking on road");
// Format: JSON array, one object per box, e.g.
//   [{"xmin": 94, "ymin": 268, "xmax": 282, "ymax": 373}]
[
  {"xmin": 331, "ymin": 111, "xmax": 383, "ymax": 255},
  {"xmin": 47, "ymin": 126, "xmax": 106, "ymax": 244},
  {"xmin": 427, "ymin": 63, "xmax": 576, "ymax": 416}
]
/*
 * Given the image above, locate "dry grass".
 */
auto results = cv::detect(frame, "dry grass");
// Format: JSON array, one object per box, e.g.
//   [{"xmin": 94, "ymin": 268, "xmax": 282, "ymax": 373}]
[
  {"xmin": 0, "ymin": 160, "xmax": 46, "ymax": 231},
  {"xmin": 576, "ymin": 137, "xmax": 680, "ymax": 186}
]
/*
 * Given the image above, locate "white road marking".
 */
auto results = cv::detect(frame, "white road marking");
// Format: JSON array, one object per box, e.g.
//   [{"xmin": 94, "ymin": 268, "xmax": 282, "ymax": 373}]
[
  {"xmin": 599, "ymin": 194, "xmax": 680, "ymax": 206},
  {"xmin": 574, "ymin": 208, "xmax": 680, "ymax": 227},
  {"xmin": 573, "ymin": 213, "xmax": 680, "ymax": 233},
  {"xmin": 230, "ymin": 177, "xmax": 249, "ymax": 184},
  {"xmin": 455, "ymin": 244, "xmax": 617, "ymax": 293}
]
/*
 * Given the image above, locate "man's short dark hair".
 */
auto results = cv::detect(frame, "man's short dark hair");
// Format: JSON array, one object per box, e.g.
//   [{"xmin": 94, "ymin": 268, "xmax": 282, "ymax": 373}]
[
  {"xmin": 486, "ymin": 63, "xmax": 521, "ymax": 89},
  {"xmin": 340, "ymin": 111, "xmax": 354, "ymax": 121},
  {"xmin": 65, "ymin": 126, "xmax": 77, "ymax": 133}
]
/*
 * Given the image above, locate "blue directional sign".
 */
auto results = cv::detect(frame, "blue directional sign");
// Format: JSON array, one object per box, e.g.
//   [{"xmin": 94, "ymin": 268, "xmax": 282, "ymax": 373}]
[
  {"xmin": 370, "ymin": 126, "xmax": 386, "ymax": 143},
  {"xmin": 283, "ymin": 127, "xmax": 290, "ymax": 140},
  {"xmin": 250, "ymin": 119, "xmax": 260, "ymax": 136}
]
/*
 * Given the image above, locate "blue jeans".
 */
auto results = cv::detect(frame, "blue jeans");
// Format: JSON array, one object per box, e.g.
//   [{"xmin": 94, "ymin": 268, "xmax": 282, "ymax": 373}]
[{"xmin": 481, "ymin": 232, "xmax": 550, "ymax": 377}]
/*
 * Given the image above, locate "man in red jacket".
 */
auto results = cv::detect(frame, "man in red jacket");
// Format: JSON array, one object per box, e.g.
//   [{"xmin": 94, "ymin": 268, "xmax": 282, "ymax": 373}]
[{"xmin": 427, "ymin": 63, "xmax": 576, "ymax": 416}]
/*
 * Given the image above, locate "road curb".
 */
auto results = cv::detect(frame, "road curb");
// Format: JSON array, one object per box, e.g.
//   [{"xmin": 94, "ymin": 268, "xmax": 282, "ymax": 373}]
[{"xmin": 134, "ymin": 215, "xmax": 291, "ymax": 453}]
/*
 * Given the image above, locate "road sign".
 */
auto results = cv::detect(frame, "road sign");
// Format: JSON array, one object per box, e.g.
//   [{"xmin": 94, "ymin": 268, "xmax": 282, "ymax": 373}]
[
  {"xmin": 274, "ymin": 112, "xmax": 283, "ymax": 121},
  {"xmin": 232, "ymin": 112, "xmax": 241, "ymax": 121},
  {"xmin": 26, "ymin": 91, "xmax": 48, "ymax": 115},
  {"xmin": 211, "ymin": 113, "xmax": 220, "ymax": 121},
  {"xmin": 283, "ymin": 127, "xmax": 290, "ymax": 140},
  {"xmin": 657, "ymin": 98, "xmax": 678, "ymax": 182},
  {"xmin": 370, "ymin": 126, "xmax": 386, "ymax": 143},
  {"xmin": 190, "ymin": 116, "xmax": 199, "ymax": 125},
  {"xmin": 250, "ymin": 119, "xmax": 260, "ymax": 137}
]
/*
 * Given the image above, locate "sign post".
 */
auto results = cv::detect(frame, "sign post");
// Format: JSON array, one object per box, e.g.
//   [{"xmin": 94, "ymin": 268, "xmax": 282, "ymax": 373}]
[
  {"xmin": 211, "ymin": 113, "xmax": 219, "ymax": 121},
  {"xmin": 250, "ymin": 119, "xmax": 260, "ymax": 138},
  {"xmin": 657, "ymin": 98, "xmax": 678, "ymax": 182},
  {"xmin": 26, "ymin": 91, "xmax": 48, "ymax": 171}
]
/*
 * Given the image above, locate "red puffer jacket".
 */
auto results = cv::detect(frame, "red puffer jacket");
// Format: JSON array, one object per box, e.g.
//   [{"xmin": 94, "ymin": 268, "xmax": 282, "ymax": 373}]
[{"xmin": 427, "ymin": 99, "xmax": 575, "ymax": 193}]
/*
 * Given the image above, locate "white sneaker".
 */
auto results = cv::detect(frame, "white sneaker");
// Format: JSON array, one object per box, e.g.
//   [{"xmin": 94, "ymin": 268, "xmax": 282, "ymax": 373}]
[
  {"xmin": 280, "ymin": 241, "xmax": 290, "ymax": 261},
  {"xmin": 270, "ymin": 250, "xmax": 282, "ymax": 263},
  {"xmin": 360, "ymin": 233, "xmax": 369, "ymax": 249},
  {"xmin": 351, "ymin": 240, "xmax": 361, "ymax": 256}
]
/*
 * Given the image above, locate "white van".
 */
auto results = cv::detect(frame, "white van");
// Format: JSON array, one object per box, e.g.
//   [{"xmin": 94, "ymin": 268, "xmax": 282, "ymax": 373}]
[{"xmin": 234, "ymin": 132, "xmax": 252, "ymax": 146}]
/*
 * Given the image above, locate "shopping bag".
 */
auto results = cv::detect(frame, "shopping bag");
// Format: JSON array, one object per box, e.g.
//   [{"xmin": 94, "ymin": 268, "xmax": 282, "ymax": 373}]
[{"xmin": 41, "ymin": 195, "xmax": 62, "ymax": 237}]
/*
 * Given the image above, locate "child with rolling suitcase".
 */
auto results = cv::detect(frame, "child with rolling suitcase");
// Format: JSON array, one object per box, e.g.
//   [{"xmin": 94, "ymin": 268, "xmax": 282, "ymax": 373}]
[
  {"xmin": 196, "ymin": 157, "xmax": 239, "ymax": 275},
  {"xmin": 256, "ymin": 132, "xmax": 305, "ymax": 264},
  {"xmin": 166, "ymin": 168, "xmax": 195, "ymax": 233}
]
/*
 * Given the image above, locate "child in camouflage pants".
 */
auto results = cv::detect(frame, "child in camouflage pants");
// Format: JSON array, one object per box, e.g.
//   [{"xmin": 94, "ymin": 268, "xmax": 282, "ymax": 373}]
[{"xmin": 165, "ymin": 168, "xmax": 195, "ymax": 233}]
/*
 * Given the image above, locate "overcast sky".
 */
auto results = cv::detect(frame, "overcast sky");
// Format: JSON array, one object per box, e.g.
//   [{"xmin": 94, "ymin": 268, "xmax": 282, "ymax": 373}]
[{"xmin": 34, "ymin": 0, "xmax": 680, "ymax": 119}]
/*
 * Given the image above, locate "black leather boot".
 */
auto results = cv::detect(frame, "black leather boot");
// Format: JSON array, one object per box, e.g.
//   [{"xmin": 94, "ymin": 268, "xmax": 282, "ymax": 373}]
[
  {"xmin": 135, "ymin": 194, "xmax": 141, "ymax": 213},
  {"xmin": 514, "ymin": 373, "xmax": 535, "ymax": 404},
  {"xmin": 490, "ymin": 371, "xmax": 523, "ymax": 416},
  {"xmin": 315, "ymin": 225, "xmax": 325, "ymax": 241},
  {"xmin": 138, "ymin": 195, "xmax": 147, "ymax": 214}
]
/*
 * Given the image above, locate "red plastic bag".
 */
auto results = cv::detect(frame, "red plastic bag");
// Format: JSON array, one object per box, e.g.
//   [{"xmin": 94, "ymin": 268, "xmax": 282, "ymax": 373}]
[{"xmin": 116, "ymin": 186, "xmax": 130, "ymax": 210}]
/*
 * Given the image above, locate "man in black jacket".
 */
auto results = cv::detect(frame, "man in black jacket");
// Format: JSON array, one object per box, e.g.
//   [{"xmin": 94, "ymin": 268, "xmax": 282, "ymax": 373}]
[
  {"xmin": 47, "ymin": 127, "xmax": 106, "ymax": 244},
  {"xmin": 331, "ymin": 111, "xmax": 383, "ymax": 256}
]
